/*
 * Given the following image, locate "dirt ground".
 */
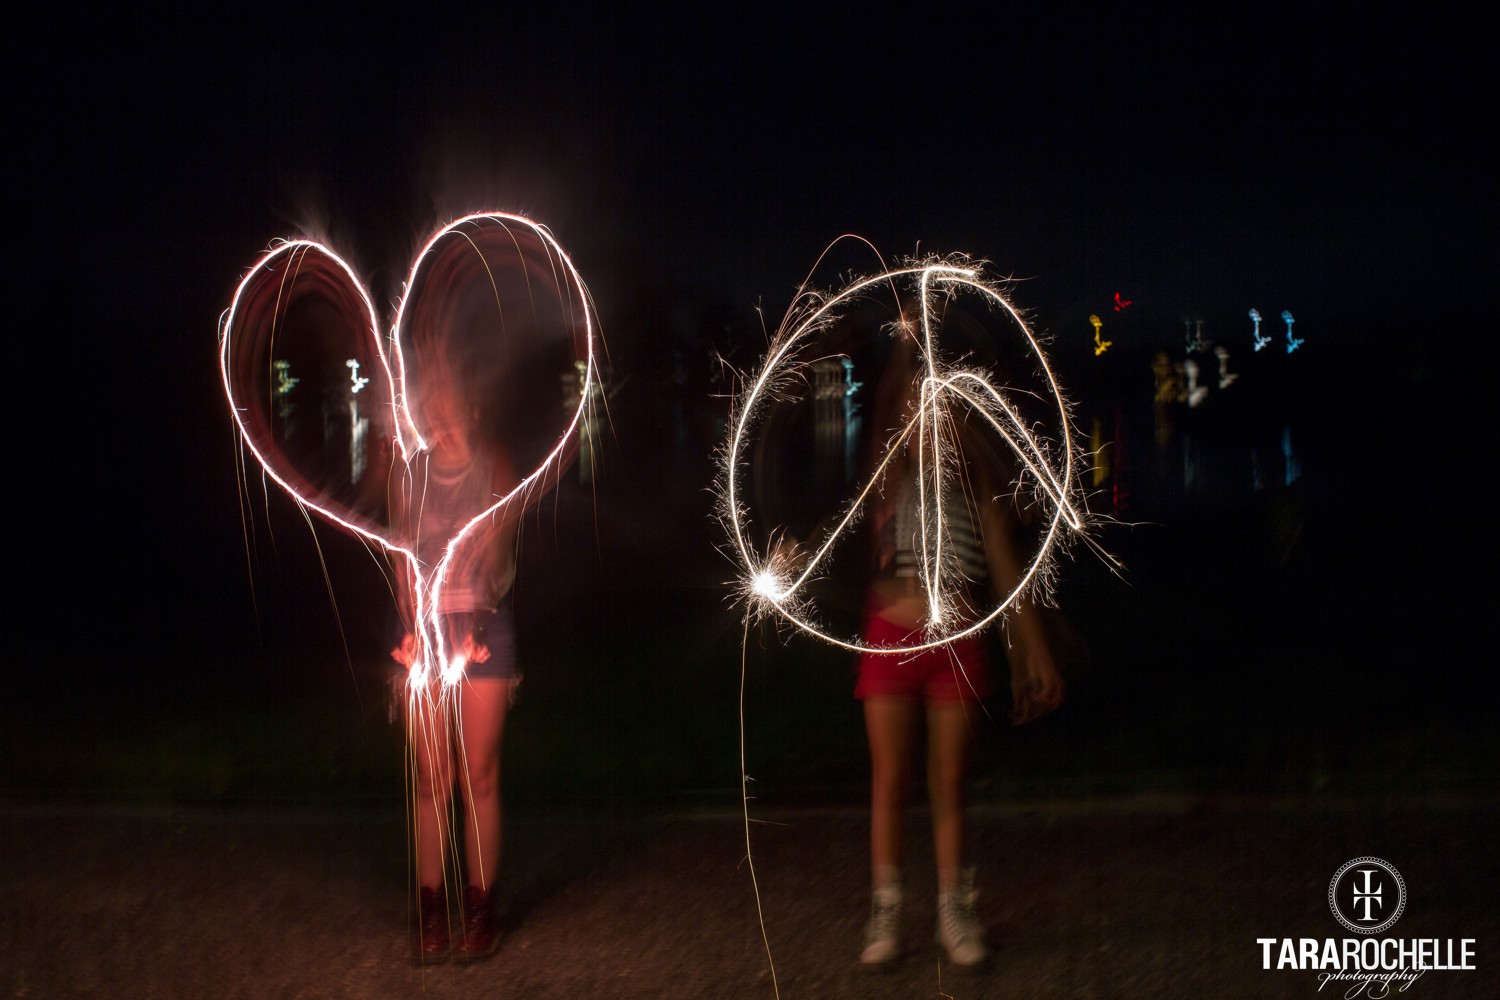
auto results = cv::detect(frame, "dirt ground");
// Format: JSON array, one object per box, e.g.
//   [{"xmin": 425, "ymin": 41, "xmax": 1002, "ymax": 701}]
[{"xmin": 3, "ymin": 795, "xmax": 1495, "ymax": 999}]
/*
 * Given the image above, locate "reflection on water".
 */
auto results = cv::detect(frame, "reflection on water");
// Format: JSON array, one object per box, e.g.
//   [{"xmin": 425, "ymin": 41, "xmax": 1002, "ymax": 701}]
[{"xmin": 809, "ymin": 356, "xmax": 863, "ymax": 486}]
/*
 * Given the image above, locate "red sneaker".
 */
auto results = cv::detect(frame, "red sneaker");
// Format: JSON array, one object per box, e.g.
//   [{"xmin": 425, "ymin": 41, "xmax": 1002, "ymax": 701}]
[
  {"xmin": 454, "ymin": 885, "xmax": 500, "ymax": 961},
  {"xmin": 413, "ymin": 886, "xmax": 449, "ymax": 963}
]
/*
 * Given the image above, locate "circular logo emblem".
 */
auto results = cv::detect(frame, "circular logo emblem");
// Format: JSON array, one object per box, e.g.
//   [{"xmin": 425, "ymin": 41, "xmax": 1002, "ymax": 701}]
[{"xmin": 1329, "ymin": 857, "xmax": 1406, "ymax": 935}]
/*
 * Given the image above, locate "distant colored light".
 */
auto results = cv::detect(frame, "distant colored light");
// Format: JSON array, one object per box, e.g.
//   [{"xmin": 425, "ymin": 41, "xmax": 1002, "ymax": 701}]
[
  {"xmin": 1282, "ymin": 310, "xmax": 1303, "ymax": 353},
  {"xmin": 1089, "ymin": 314, "xmax": 1112, "ymax": 356},
  {"xmin": 1249, "ymin": 308, "xmax": 1271, "ymax": 352},
  {"xmin": 346, "ymin": 358, "xmax": 370, "ymax": 394}
]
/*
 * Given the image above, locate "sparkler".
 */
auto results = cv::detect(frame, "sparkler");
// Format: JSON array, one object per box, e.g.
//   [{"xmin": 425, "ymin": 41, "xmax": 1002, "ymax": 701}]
[
  {"xmin": 220, "ymin": 212, "xmax": 599, "ymax": 695},
  {"xmin": 720, "ymin": 254, "xmax": 1092, "ymax": 655}
]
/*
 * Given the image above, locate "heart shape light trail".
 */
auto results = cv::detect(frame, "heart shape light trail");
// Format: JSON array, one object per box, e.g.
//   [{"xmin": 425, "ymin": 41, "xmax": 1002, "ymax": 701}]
[
  {"xmin": 220, "ymin": 213, "xmax": 598, "ymax": 692},
  {"xmin": 721, "ymin": 256, "xmax": 1090, "ymax": 654}
]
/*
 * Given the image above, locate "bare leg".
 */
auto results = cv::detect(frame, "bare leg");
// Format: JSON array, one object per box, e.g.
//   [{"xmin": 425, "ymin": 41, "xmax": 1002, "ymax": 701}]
[
  {"xmin": 864, "ymin": 697, "xmax": 919, "ymax": 882},
  {"xmin": 407, "ymin": 694, "xmax": 455, "ymax": 890},
  {"xmin": 455, "ymin": 678, "xmax": 512, "ymax": 891},
  {"xmin": 927, "ymin": 702, "xmax": 972, "ymax": 888}
]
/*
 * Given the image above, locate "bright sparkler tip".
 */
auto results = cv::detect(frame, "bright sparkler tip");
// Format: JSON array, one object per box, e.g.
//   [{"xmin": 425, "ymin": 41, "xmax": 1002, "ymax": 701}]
[
  {"xmin": 441, "ymin": 656, "xmax": 468, "ymax": 688},
  {"xmin": 751, "ymin": 570, "xmax": 787, "ymax": 602}
]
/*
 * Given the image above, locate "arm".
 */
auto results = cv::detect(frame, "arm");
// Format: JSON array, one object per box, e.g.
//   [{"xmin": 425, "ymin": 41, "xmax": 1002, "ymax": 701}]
[
  {"xmin": 976, "ymin": 478, "xmax": 1064, "ymax": 725},
  {"xmin": 387, "ymin": 463, "xmax": 420, "ymax": 665}
]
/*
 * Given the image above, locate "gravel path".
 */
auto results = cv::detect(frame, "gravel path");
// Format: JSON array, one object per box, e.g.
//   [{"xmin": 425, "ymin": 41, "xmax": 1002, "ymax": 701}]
[{"xmin": 3, "ymin": 796, "xmax": 1495, "ymax": 999}]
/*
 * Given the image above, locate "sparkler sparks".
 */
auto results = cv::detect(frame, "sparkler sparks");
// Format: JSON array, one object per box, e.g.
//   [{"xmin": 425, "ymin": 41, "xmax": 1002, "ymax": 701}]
[
  {"xmin": 720, "ymin": 253, "xmax": 1092, "ymax": 655},
  {"xmin": 220, "ymin": 212, "xmax": 599, "ymax": 696}
]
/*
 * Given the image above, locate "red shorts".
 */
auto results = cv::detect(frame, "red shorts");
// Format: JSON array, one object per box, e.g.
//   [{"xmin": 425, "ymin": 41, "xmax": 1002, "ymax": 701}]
[{"xmin": 854, "ymin": 609, "xmax": 992, "ymax": 704}]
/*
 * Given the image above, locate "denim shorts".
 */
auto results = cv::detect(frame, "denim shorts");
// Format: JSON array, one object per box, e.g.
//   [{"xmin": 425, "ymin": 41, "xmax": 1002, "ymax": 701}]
[
  {"xmin": 393, "ymin": 602, "xmax": 520, "ymax": 681},
  {"xmin": 443, "ymin": 604, "xmax": 519, "ymax": 681}
]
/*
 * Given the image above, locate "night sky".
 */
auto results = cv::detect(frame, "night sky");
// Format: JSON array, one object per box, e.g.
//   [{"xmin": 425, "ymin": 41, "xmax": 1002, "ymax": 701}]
[{"xmin": 13, "ymin": 5, "xmax": 1488, "ymax": 719}]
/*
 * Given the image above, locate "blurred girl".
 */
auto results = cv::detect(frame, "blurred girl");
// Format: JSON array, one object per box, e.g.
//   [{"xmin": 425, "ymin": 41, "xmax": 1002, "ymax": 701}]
[
  {"xmin": 391, "ymin": 377, "xmax": 522, "ymax": 964},
  {"xmin": 856, "ymin": 331, "xmax": 1063, "ymax": 968}
]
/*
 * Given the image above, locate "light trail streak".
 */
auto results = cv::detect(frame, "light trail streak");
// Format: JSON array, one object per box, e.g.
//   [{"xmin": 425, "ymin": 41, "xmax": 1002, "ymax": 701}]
[
  {"xmin": 220, "ymin": 212, "xmax": 598, "ymax": 699},
  {"xmin": 720, "ymin": 255, "xmax": 1092, "ymax": 655}
]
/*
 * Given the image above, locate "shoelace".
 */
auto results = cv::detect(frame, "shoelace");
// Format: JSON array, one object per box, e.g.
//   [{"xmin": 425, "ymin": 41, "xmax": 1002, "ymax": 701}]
[
  {"xmin": 867, "ymin": 894, "xmax": 900, "ymax": 941},
  {"xmin": 940, "ymin": 891, "xmax": 979, "ymax": 944}
]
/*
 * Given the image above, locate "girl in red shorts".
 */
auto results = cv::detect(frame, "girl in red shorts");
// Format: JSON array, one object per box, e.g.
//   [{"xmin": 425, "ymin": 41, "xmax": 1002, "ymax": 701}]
[{"xmin": 856, "ymin": 340, "xmax": 1064, "ymax": 969}]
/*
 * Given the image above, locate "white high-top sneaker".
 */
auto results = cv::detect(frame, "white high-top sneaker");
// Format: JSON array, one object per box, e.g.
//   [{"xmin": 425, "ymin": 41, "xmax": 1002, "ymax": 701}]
[
  {"xmin": 859, "ymin": 882, "xmax": 903, "ymax": 965},
  {"xmin": 935, "ymin": 869, "xmax": 989, "ymax": 966}
]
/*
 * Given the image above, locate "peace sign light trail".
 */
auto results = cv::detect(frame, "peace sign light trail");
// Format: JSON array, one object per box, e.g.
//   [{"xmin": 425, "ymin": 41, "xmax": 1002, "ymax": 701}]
[{"xmin": 721, "ymin": 255, "xmax": 1095, "ymax": 655}]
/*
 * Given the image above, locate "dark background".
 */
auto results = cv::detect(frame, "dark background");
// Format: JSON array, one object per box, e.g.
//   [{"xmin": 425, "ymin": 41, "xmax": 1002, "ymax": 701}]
[{"xmin": 8, "ymin": 4, "xmax": 1491, "ymax": 812}]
